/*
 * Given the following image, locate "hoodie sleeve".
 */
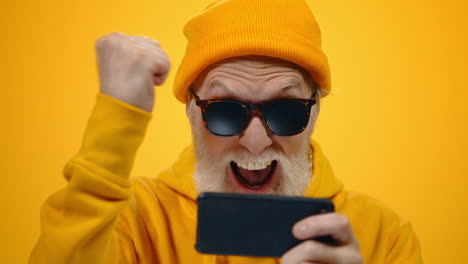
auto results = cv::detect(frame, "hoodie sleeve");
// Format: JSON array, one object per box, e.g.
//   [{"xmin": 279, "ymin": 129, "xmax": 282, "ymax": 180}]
[
  {"xmin": 386, "ymin": 222, "xmax": 424, "ymax": 264},
  {"xmin": 28, "ymin": 92, "xmax": 152, "ymax": 264}
]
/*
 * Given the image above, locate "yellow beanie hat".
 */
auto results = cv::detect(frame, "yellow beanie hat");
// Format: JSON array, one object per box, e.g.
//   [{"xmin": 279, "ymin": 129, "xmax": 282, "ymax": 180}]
[{"xmin": 173, "ymin": 0, "xmax": 331, "ymax": 103}]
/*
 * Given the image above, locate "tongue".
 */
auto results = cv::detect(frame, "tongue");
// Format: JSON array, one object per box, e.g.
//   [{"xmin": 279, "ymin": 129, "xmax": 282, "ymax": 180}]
[{"xmin": 237, "ymin": 164, "xmax": 273, "ymax": 185}]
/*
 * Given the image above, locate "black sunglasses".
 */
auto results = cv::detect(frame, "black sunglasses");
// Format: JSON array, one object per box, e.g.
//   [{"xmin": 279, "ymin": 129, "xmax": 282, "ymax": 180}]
[{"xmin": 190, "ymin": 88, "xmax": 317, "ymax": 137}]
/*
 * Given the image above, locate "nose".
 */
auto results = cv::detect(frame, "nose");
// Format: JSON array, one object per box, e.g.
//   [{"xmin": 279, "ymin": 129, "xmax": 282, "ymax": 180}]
[{"xmin": 238, "ymin": 116, "xmax": 273, "ymax": 155}]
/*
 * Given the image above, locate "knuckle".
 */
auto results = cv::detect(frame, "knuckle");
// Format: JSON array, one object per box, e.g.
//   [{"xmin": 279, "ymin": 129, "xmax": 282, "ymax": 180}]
[
  {"xmin": 95, "ymin": 36, "xmax": 106, "ymax": 49},
  {"xmin": 133, "ymin": 47, "xmax": 148, "ymax": 60},
  {"xmin": 336, "ymin": 214, "xmax": 350, "ymax": 230},
  {"xmin": 155, "ymin": 48, "xmax": 168, "ymax": 59},
  {"xmin": 107, "ymin": 32, "xmax": 125, "ymax": 42},
  {"xmin": 144, "ymin": 36, "xmax": 160, "ymax": 45},
  {"xmin": 160, "ymin": 49, "xmax": 169, "ymax": 60},
  {"xmin": 317, "ymin": 223, "xmax": 328, "ymax": 234},
  {"xmin": 164, "ymin": 57, "xmax": 171, "ymax": 69},
  {"xmin": 95, "ymin": 32, "xmax": 123, "ymax": 49},
  {"xmin": 158, "ymin": 61, "xmax": 170, "ymax": 72},
  {"xmin": 133, "ymin": 45, "xmax": 146, "ymax": 54},
  {"xmin": 154, "ymin": 54, "xmax": 171, "ymax": 71},
  {"xmin": 302, "ymin": 240, "xmax": 318, "ymax": 254},
  {"xmin": 109, "ymin": 31, "xmax": 124, "ymax": 37}
]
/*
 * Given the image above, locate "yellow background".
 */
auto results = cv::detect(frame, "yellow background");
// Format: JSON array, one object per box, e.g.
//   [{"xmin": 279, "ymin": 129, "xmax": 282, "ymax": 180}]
[{"xmin": 1, "ymin": 0, "xmax": 467, "ymax": 262}]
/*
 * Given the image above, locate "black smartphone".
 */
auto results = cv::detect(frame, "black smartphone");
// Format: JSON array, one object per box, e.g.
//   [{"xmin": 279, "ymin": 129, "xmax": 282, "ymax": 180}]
[{"xmin": 195, "ymin": 192, "xmax": 335, "ymax": 257}]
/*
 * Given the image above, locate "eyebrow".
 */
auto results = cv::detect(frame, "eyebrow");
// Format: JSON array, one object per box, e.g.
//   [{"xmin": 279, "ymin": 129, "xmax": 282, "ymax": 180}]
[
  {"xmin": 207, "ymin": 79, "xmax": 305, "ymax": 98},
  {"xmin": 277, "ymin": 80, "xmax": 302, "ymax": 92},
  {"xmin": 208, "ymin": 80, "xmax": 239, "ymax": 96}
]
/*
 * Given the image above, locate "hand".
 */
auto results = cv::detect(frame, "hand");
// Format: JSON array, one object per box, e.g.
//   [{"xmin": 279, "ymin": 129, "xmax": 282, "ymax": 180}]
[
  {"xmin": 95, "ymin": 32, "xmax": 171, "ymax": 112},
  {"xmin": 282, "ymin": 213, "xmax": 363, "ymax": 264}
]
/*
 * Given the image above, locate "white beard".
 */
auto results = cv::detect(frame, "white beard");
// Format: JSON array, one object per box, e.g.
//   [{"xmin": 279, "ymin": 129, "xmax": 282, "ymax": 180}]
[{"xmin": 191, "ymin": 132, "xmax": 313, "ymax": 196}]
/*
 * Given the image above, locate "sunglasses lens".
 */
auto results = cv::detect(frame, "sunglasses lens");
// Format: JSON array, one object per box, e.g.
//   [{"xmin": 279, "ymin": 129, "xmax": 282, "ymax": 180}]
[
  {"xmin": 204, "ymin": 101, "xmax": 249, "ymax": 136},
  {"xmin": 264, "ymin": 100, "xmax": 310, "ymax": 136}
]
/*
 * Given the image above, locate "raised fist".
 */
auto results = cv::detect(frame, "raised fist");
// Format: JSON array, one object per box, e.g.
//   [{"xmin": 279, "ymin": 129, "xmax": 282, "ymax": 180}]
[{"xmin": 95, "ymin": 32, "xmax": 170, "ymax": 112}]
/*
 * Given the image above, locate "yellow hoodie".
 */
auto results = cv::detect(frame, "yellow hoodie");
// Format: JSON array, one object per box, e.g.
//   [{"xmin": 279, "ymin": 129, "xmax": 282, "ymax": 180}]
[{"xmin": 29, "ymin": 93, "xmax": 423, "ymax": 263}]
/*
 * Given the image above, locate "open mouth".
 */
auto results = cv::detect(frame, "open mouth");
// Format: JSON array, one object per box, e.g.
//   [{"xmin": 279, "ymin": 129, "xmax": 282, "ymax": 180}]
[{"xmin": 230, "ymin": 160, "xmax": 278, "ymax": 190}]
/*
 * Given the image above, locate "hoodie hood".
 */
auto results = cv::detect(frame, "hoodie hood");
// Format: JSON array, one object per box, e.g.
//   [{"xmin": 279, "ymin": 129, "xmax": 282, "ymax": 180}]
[{"xmin": 155, "ymin": 139, "xmax": 343, "ymax": 200}]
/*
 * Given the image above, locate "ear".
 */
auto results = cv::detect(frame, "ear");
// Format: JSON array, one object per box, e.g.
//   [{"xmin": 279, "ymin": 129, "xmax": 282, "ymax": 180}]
[
  {"xmin": 185, "ymin": 84, "xmax": 194, "ymax": 117},
  {"xmin": 186, "ymin": 96, "xmax": 196, "ymax": 120},
  {"xmin": 315, "ymin": 89, "xmax": 322, "ymax": 105},
  {"xmin": 185, "ymin": 98, "xmax": 192, "ymax": 118}
]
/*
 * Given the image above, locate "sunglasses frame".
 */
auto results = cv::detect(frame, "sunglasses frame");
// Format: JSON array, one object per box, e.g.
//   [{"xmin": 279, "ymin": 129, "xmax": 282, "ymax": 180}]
[{"xmin": 190, "ymin": 88, "xmax": 317, "ymax": 137}]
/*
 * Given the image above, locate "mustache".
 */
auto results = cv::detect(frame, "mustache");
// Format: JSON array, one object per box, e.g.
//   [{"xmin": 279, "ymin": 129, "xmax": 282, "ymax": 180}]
[{"xmin": 199, "ymin": 146, "xmax": 286, "ymax": 164}]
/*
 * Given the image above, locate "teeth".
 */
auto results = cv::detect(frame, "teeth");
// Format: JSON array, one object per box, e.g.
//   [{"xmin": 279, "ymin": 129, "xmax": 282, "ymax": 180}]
[{"xmin": 236, "ymin": 161, "xmax": 272, "ymax": 170}]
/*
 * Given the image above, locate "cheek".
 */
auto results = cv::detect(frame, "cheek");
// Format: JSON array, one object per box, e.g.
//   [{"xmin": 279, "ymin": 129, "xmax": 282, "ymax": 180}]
[
  {"xmin": 202, "ymin": 131, "xmax": 235, "ymax": 153},
  {"xmin": 274, "ymin": 134, "xmax": 308, "ymax": 154}
]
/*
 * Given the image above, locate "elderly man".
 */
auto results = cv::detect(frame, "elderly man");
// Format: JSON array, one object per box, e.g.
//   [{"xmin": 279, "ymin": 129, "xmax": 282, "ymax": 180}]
[{"xmin": 29, "ymin": 0, "xmax": 423, "ymax": 263}]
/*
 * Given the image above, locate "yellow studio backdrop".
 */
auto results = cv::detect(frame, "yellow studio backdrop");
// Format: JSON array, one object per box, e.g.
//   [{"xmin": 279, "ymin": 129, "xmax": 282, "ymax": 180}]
[{"xmin": 0, "ymin": 0, "xmax": 466, "ymax": 262}]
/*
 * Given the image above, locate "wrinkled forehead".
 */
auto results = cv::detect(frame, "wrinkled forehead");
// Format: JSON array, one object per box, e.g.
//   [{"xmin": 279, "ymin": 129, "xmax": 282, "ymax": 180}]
[{"xmin": 192, "ymin": 56, "xmax": 314, "ymax": 99}]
